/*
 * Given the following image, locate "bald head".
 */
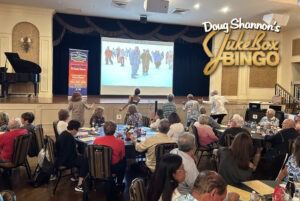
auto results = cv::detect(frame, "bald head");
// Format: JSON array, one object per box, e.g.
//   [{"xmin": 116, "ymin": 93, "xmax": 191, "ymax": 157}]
[{"xmin": 282, "ymin": 119, "xmax": 295, "ymax": 129}]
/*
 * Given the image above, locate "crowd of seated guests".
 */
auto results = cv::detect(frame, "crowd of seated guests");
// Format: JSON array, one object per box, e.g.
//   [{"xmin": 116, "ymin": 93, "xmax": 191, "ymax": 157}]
[
  {"xmin": 167, "ymin": 112, "xmax": 185, "ymax": 142},
  {"xmin": 193, "ymin": 114, "xmax": 218, "ymax": 147}
]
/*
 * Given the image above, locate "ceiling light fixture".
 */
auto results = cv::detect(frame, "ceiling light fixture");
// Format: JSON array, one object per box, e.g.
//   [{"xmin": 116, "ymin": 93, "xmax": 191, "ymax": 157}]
[{"xmin": 220, "ymin": 6, "xmax": 230, "ymax": 13}]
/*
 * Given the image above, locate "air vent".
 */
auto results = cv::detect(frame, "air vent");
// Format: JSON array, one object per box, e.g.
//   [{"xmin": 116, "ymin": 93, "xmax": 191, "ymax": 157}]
[
  {"xmin": 170, "ymin": 8, "xmax": 189, "ymax": 14},
  {"xmin": 112, "ymin": 0, "xmax": 129, "ymax": 8}
]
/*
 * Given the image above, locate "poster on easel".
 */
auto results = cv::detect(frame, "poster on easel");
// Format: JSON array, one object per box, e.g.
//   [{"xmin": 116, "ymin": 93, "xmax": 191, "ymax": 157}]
[{"xmin": 68, "ymin": 48, "xmax": 88, "ymax": 97}]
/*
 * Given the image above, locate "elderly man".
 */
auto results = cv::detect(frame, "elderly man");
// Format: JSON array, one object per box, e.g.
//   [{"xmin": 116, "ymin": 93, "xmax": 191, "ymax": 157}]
[
  {"xmin": 170, "ymin": 132, "xmax": 199, "ymax": 194},
  {"xmin": 162, "ymin": 94, "xmax": 177, "ymax": 118},
  {"xmin": 259, "ymin": 108, "xmax": 279, "ymax": 128},
  {"xmin": 219, "ymin": 114, "xmax": 249, "ymax": 146},
  {"xmin": 265, "ymin": 119, "xmax": 299, "ymax": 156},
  {"xmin": 0, "ymin": 119, "xmax": 27, "ymax": 163},
  {"xmin": 200, "ymin": 90, "xmax": 228, "ymax": 124},
  {"xmin": 175, "ymin": 171, "xmax": 239, "ymax": 201},
  {"xmin": 133, "ymin": 119, "xmax": 174, "ymax": 172}
]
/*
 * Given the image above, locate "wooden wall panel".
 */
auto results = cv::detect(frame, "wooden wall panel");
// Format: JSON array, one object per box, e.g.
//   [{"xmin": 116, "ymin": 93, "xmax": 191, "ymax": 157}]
[
  {"xmin": 249, "ymin": 66, "xmax": 277, "ymax": 88},
  {"xmin": 292, "ymin": 39, "xmax": 300, "ymax": 56},
  {"xmin": 221, "ymin": 66, "xmax": 239, "ymax": 96}
]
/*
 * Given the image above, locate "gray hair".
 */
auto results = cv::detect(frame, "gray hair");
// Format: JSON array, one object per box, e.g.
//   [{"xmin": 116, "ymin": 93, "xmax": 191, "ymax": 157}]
[
  {"xmin": 178, "ymin": 132, "xmax": 195, "ymax": 152},
  {"xmin": 187, "ymin": 94, "xmax": 194, "ymax": 100},
  {"xmin": 167, "ymin": 94, "xmax": 174, "ymax": 102},
  {"xmin": 231, "ymin": 114, "xmax": 244, "ymax": 127},
  {"xmin": 267, "ymin": 108, "xmax": 276, "ymax": 116},
  {"xmin": 198, "ymin": 114, "xmax": 209, "ymax": 125},
  {"xmin": 158, "ymin": 119, "xmax": 170, "ymax": 134},
  {"xmin": 0, "ymin": 112, "xmax": 9, "ymax": 125},
  {"xmin": 8, "ymin": 118, "xmax": 21, "ymax": 130}
]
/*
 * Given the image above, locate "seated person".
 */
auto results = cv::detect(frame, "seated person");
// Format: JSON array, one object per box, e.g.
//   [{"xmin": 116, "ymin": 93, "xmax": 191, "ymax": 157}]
[
  {"xmin": 149, "ymin": 109, "xmax": 164, "ymax": 130},
  {"xmin": 56, "ymin": 120, "xmax": 88, "ymax": 192},
  {"xmin": 219, "ymin": 114, "xmax": 248, "ymax": 146},
  {"xmin": 126, "ymin": 104, "xmax": 143, "ymax": 127},
  {"xmin": 93, "ymin": 121, "xmax": 126, "ymax": 186},
  {"xmin": 0, "ymin": 119, "xmax": 27, "ymax": 162},
  {"xmin": 264, "ymin": 119, "xmax": 299, "ymax": 157},
  {"xmin": 167, "ymin": 112, "xmax": 185, "ymax": 142},
  {"xmin": 218, "ymin": 132, "xmax": 261, "ymax": 185},
  {"xmin": 259, "ymin": 108, "xmax": 279, "ymax": 128},
  {"xmin": 277, "ymin": 136, "xmax": 300, "ymax": 183},
  {"xmin": 57, "ymin": 109, "xmax": 69, "ymax": 135},
  {"xmin": 90, "ymin": 106, "xmax": 105, "ymax": 128},
  {"xmin": 21, "ymin": 112, "xmax": 35, "ymax": 134},
  {"xmin": 170, "ymin": 133, "xmax": 199, "ymax": 194},
  {"xmin": 162, "ymin": 94, "xmax": 177, "ymax": 119},
  {"xmin": 189, "ymin": 171, "xmax": 240, "ymax": 201},
  {"xmin": 199, "ymin": 107, "xmax": 220, "ymax": 129},
  {"xmin": 132, "ymin": 119, "xmax": 174, "ymax": 172},
  {"xmin": 0, "ymin": 112, "xmax": 9, "ymax": 132},
  {"xmin": 193, "ymin": 115, "xmax": 218, "ymax": 147},
  {"xmin": 147, "ymin": 154, "xmax": 186, "ymax": 201}
]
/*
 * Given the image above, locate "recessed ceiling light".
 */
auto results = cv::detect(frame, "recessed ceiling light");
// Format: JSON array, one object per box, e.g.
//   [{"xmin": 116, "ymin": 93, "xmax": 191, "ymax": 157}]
[
  {"xmin": 194, "ymin": 3, "xmax": 200, "ymax": 9},
  {"xmin": 220, "ymin": 6, "xmax": 230, "ymax": 13}
]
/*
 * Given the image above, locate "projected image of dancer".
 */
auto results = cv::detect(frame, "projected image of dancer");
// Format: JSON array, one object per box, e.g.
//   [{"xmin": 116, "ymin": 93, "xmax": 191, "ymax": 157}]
[
  {"xmin": 166, "ymin": 51, "xmax": 173, "ymax": 69},
  {"xmin": 105, "ymin": 46, "xmax": 113, "ymax": 65},
  {"xmin": 152, "ymin": 50, "xmax": 164, "ymax": 69},
  {"xmin": 141, "ymin": 49, "xmax": 152, "ymax": 75},
  {"xmin": 129, "ymin": 46, "xmax": 141, "ymax": 79},
  {"xmin": 119, "ymin": 48, "xmax": 125, "ymax": 67}
]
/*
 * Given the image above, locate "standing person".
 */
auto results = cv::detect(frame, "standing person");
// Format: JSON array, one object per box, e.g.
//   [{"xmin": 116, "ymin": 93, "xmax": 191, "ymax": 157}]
[
  {"xmin": 129, "ymin": 46, "xmax": 141, "ymax": 79},
  {"xmin": 147, "ymin": 154, "xmax": 186, "ymax": 201},
  {"xmin": 200, "ymin": 90, "xmax": 228, "ymax": 124},
  {"xmin": 56, "ymin": 120, "xmax": 88, "ymax": 192},
  {"xmin": 119, "ymin": 48, "xmax": 125, "ymax": 67},
  {"xmin": 141, "ymin": 49, "xmax": 152, "ymax": 75},
  {"xmin": 119, "ymin": 88, "xmax": 141, "ymax": 111},
  {"xmin": 105, "ymin": 46, "xmax": 113, "ymax": 65},
  {"xmin": 89, "ymin": 106, "xmax": 105, "ymax": 127},
  {"xmin": 183, "ymin": 94, "xmax": 201, "ymax": 127},
  {"xmin": 162, "ymin": 94, "xmax": 177, "ymax": 119},
  {"xmin": 68, "ymin": 92, "xmax": 94, "ymax": 127},
  {"xmin": 152, "ymin": 50, "xmax": 163, "ymax": 69}
]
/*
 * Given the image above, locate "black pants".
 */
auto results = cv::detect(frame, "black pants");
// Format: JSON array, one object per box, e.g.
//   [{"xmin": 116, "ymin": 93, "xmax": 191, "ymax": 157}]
[
  {"xmin": 112, "ymin": 158, "xmax": 126, "ymax": 185},
  {"xmin": 211, "ymin": 114, "xmax": 226, "ymax": 124},
  {"xmin": 69, "ymin": 154, "xmax": 88, "ymax": 178}
]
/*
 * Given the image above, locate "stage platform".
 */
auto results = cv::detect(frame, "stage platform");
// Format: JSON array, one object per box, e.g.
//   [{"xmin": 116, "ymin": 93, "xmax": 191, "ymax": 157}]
[{"xmin": 0, "ymin": 95, "xmax": 273, "ymax": 135}]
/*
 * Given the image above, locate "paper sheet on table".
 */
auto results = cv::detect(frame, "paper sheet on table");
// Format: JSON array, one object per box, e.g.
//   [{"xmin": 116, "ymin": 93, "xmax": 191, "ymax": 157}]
[
  {"xmin": 242, "ymin": 180, "xmax": 274, "ymax": 195},
  {"xmin": 80, "ymin": 137, "xmax": 95, "ymax": 142},
  {"xmin": 77, "ymin": 131, "xmax": 89, "ymax": 136},
  {"xmin": 220, "ymin": 125, "xmax": 227, "ymax": 128},
  {"xmin": 227, "ymin": 185, "xmax": 251, "ymax": 201},
  {"xmin": 80, "ymin": 127, "xmax": 93, "ymax": 131}
]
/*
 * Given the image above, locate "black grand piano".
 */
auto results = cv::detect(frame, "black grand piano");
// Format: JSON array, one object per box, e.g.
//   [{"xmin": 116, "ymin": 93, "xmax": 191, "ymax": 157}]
[{"xmin": 0, "ymin": 52, "xmax": 41, "ymax": 97}]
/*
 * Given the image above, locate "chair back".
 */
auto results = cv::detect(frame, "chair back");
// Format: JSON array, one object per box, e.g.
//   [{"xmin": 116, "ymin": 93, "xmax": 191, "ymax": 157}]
[
  {"xmin": 44, "ymin": 135, "xmax": 55, "ymax": 164},
  {"xmin": 142, "ymin": 116, "xmax": 150, "ymax": 127},
  {"xmin": 87, "ymin": 145, "xmax": 112, "ymax": 180},
  {"xmin": 288, "ymin": 138, "xmax": 294, "ymax": 156},
  {"xmin": 0, "ymin": 190, "xmax": 17, "ymax": 201},
  {"xmin": 129, "ymin": 178, "xmax": 147, "ymax": 201},
  {"xmin": 155, "ymin": 143, "xmax": 178, "ymax": 165},
  {"xmin": 12, "ymin": 134, "xmax": 31, "ymax": 166},
  {"xmin": 34, "ymin": 124, "xmax": 44, "ymax": 153},
  {"xmin": 53, "ymin": 120, "xmax": 59, "ymax": 141},
  {"xmin": 224, "ymin": 134, "xmax": 235, "ymax": 147},
  {"xmin": 191, "ymin": 125, "xmax": 200, "ymax": 149}
]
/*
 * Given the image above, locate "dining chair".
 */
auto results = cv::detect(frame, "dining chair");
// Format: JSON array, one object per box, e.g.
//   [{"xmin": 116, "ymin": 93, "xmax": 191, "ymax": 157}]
[{"xmin": 129, "ymin": 178, "xmax": 147, "ymax": 201}]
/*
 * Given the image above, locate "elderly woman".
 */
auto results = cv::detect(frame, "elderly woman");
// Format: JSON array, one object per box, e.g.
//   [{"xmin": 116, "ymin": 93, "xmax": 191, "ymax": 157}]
[
  {"xmin": 170, "ymin": 133, "xmax": 199, "ymax": 194},
  {"xmin": 126, "ymin": 104, "xmax": 143, "ymax": 127},
  {"xmin": 219, "ymin": 114, "xmax": 248, "ymax": 146},
  {"xmin": 0, "ymin": 112, "xmax": 9, "ymax": 132},
  {"xmin": 57, "ymin": 109, "xmax": 70, "ymax": 135},
  {"xmin": 183, "ymin": 94, "xmax": 201, "ymax": 127},
  {"xmin": 259, "ymin": 108, "xmax": 279, "ymax": 128},
  {"xmin": 193, "ymin": 114, "xmax": 218, "ymax": 147}
]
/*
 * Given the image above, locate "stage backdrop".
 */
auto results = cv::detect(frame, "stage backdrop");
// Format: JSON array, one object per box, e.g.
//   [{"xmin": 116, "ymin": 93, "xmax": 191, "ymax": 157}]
[{"xmin": 53, "ymin": 13, "xmax": 211, "ymax": 96}]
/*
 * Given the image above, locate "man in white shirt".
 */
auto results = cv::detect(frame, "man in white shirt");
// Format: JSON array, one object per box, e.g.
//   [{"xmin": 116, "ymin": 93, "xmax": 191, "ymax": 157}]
[{"xmin": 170, "ymin": 132, "xmax": 199, "ymax": 194}]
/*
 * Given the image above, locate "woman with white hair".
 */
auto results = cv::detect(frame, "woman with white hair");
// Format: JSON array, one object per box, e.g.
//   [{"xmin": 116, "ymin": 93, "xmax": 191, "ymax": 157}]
[
  {"xmin": 219, "ymin": 114, "xmax": 249, "ymax": 146},
  {"xmin": 193, "ymin": 114, "xmax": 218, "ymax": 147},
  {"xmin": 200, "ymin": 90, "xmax": 228, "ymax": 124},
  {"xmin": 259, "ymin": 108, "xmax": 279, "ymax": 128}
]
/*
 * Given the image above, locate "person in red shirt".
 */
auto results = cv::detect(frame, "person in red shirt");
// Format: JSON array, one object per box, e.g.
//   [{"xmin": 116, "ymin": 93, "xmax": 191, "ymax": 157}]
[
  {"xmin": 0, "ymin": 118, "xmax": 27, "ymax": 162},
  {"xmin": 93, "ymin": 121, "xmax": 126, "ymax": 186}
]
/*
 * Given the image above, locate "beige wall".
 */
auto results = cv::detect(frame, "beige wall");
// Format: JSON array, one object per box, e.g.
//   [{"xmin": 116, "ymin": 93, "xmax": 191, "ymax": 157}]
[{"xmin": 0, "ymin": 4, "xmax": 54, "ymax": 97}]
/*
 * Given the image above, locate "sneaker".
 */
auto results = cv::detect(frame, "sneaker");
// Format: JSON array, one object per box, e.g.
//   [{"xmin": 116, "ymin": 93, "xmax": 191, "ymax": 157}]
[
  {"xmin": 49, "ymin": 175, "xmax": 57, "ymax": 181},
  {"xmin": 74, "ymin": 185, "xmax": 83, "ymax": 192},
  {"xmin": 70, "ymin": 177, "xmax": 78, "ymax": 182}
]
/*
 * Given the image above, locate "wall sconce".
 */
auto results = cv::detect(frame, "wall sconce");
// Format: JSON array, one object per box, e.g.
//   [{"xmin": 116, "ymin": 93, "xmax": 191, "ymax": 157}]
[{"xmin": 20, "ymin": 37, "xmax": 32, "ymax": 52}]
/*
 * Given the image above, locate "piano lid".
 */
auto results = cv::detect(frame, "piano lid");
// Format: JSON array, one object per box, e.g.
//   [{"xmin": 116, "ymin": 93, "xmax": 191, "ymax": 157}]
[{"xmin": 5, "ymin": 52, "xmax": 42, "ymax": 74}]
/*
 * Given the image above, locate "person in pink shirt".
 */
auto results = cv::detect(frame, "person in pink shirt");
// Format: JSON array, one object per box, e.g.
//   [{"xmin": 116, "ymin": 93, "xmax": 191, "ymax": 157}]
[
  {"xmin": 0, "ymin": 119, "xmax": 27, "ymax": 162},
  {"xmin": 93, "ymin": 121, "xmax": 126, "ymax": 186},
  {"xmin": 193, "ymin": 114, "xmax": 218, "ymax": 147}
]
